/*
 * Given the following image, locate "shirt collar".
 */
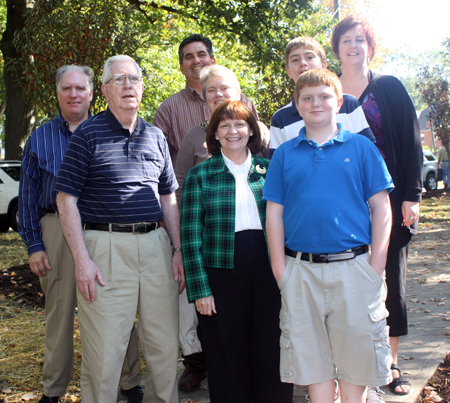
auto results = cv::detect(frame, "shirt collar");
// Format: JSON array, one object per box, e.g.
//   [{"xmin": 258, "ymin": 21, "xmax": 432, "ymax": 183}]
[
  {"xmin": 293, "ymin": 123, "xmax": 352, "ymax": 147},
  {"xmin": 221, "ymin": 148, "xmax": 251, "ymax": 175},
  {"xmin": 104, "ymin": 107, "xmax": 144, "ymax": 135},
  {"xmin": 57, "ymin": 110, "xmax": 92, "ymax": 135},
  {"xmin": 185, "ymin": 83, "xmax": 205, "ymax": 102}
]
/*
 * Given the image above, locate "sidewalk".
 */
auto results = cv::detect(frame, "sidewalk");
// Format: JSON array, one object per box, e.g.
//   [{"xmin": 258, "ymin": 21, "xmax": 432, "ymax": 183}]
[{"xmin": 122, "ymin": 222, "xmax": 450, "ymax": 403}]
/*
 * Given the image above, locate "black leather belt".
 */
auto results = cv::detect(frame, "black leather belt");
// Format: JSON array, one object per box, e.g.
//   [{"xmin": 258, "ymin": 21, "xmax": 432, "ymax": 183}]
[
  {"xmin": 83, "ymin": 221, "xmax": 160, "ymax": 234},
  {"xmin": 285, "ymin": 244, "xmax": 369, "ymax": 264}
]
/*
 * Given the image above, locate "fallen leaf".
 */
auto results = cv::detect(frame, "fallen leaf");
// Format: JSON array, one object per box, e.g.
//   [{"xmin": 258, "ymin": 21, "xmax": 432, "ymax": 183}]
[
  {"xmin": 420, "ymin": 279, "xmax": 427, "ymax": 284},
  {"xmin": 2, "ymin": 387, "xmax": 12, "ymax": 394},
  {"xmin": 21, "ymin": 393, "xmax": 38, "ymax": 401}
]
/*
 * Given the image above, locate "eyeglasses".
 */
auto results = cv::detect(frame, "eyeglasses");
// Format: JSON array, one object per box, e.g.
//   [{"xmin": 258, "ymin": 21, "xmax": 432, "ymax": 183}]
[{"xmin": 106, "ymin": 75, "xmax": 142, "ymax": 86}]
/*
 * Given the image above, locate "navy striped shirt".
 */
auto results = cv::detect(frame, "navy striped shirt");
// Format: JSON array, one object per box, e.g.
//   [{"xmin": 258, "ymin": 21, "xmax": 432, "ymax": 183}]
[
  {"xmin": 19, "ymin": 113, "xmax": 74, "ymax": 255},
  {"xmin": 55, "ymin": 108, "xmax": 178, "ymax": 223}
]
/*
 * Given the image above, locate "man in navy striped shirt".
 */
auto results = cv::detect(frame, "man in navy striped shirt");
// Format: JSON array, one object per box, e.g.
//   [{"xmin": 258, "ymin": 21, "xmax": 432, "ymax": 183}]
[
  {"xmin": 56, "ymin": 56, "xmax": 184, "ymax": 403},
  {"xmin": 18, "ymin": 65, "xmax": 143, "ymax": 403}
]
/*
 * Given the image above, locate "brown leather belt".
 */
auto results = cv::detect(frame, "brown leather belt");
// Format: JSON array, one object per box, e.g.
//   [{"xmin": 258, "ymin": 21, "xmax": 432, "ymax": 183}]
[
  {"xmin": 285, "ymin": 244, "xmax": 369, "ymax": 264},
  {"xmin": 83, "ymin": 221, "xmax": 160, "ymax": 234}
]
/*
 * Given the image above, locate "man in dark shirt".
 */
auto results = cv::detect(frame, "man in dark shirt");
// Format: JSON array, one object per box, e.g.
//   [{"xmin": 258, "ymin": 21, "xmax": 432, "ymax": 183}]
[
  {"xmin": 56, "ymin": 56, "xmax": 184, "ymax": 403},
  {"xmin": 18, "ymin": 65, "xmax": 143, "ymax": 403}
]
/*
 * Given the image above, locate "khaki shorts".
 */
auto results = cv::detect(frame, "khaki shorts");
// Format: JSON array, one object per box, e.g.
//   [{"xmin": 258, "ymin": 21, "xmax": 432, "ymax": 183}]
[{"xmin": 278, "ymin": 252, "xmax": 393, "ymax": 387}]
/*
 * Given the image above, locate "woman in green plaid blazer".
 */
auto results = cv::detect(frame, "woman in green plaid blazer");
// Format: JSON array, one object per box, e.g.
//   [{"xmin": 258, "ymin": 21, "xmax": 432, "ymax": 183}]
[{"xmin": 181, "ymin": 100, "xmax": 293, "ymax": 403}]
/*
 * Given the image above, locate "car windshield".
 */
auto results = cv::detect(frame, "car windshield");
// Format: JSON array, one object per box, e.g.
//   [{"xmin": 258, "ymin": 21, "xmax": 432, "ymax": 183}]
[{"xmin": 1, "ymin": 166, "xmax": 21, "ymax": 181}]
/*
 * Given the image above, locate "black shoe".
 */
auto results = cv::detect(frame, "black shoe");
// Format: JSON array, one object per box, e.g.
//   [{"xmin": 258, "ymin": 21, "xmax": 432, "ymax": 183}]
[
  {"xmin": 39, "ymin": 396, "xmax": 60, "ymax": 403},
  {"xmin": 120, "ymin": 385, "xmax": 144, "ymax": 403},
  {"xmin": 178, "ymin": 364, "xmax": 207, "ymax": 392}
]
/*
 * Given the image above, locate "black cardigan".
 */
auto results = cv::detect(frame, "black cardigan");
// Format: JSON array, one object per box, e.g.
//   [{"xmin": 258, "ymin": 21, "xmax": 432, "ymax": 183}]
[{"xmin": 359, "ymin": 71, "xmax": 423, "ymax": 226}]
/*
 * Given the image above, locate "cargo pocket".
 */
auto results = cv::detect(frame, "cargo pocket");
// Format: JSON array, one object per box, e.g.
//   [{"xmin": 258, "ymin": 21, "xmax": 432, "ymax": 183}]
[
  {"xmin": 369, "ymin": 305, "xmax": 392, "ymax": 377},
  {"xmin": 279, "ymin": 335, "xmax": 293, "ymax": 379}
]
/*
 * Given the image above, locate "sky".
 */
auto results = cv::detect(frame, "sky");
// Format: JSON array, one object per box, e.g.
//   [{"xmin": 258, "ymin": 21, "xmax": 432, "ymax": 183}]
[{"xmin": 370, "ymin": 0, "xmax": 448, "ymax": 53}]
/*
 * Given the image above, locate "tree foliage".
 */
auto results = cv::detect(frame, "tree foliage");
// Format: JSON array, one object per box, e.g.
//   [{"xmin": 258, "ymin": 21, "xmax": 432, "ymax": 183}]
[
  {"xmin": 2, "ymin": 0, "xmax": 349, "ymax": 156},
  {"xmin": 384, "ymin": 46, "xmax": 445, "ymax": 111},
  {"xmin": 14, "ymin": 0, "xmax": 145, "ymax": 118},
  {"xmin": 418, "ymin": 65, "xmax": 450, "ymax": 158}
]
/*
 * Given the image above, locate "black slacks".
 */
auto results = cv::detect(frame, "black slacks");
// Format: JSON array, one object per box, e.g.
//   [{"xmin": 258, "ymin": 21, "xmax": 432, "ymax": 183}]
[
  {"xmin": 385, "ymin": 223, "xmax": 412, "ymax": 337},
  {"xmin": 197, "ymin": 230, "xmax": 293, "ymax": 403}
]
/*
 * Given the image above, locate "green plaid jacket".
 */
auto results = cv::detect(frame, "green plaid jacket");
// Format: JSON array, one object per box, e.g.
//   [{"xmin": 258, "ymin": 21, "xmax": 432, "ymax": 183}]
[{"xmin": 181, "ymin": 152, "xmax": 270, "ymax": 302}]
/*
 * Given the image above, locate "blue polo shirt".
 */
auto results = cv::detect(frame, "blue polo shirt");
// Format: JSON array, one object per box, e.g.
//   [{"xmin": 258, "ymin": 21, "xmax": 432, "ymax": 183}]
[
  {"xmin": 55, "ymin": 108, "xmax": 178, "ymax": 223},
  {"xmin": 263, "ymin": 125, "xmax": 393, "ymax": 253}
]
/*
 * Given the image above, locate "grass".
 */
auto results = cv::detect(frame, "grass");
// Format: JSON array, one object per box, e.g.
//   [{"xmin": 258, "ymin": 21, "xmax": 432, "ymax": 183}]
[
  {"xmin": 0, "ymin": 231, "xmax": 28, "ymax": 270},
  {"xmin": 419, "ymin": 191, "xmax": 450, "ymax": 227}
]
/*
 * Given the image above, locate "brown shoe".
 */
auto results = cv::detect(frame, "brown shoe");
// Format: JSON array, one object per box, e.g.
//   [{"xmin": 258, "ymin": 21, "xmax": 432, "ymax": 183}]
[{"xmin": 178, "ymin": 364, "xmax": 207, "ymax": 392}]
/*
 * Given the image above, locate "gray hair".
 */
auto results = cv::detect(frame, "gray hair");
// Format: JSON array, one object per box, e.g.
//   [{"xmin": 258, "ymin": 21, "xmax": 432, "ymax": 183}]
[
  {"xmin": 56, "ymin": 65, "xmax": 93, "ymax": 92},
  {"xmin": 200, "ymin": 65, "xmax": 241, "ymax": 100},
  {"xmin": 101, "ymin": 55, "xmax": 142, "ymax": 84}
]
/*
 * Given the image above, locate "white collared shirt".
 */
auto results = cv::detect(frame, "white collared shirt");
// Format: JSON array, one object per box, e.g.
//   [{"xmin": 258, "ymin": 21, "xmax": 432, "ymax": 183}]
[{"xmin": 222, "ymin": 149, "xmax": 262, "ymax": 232}]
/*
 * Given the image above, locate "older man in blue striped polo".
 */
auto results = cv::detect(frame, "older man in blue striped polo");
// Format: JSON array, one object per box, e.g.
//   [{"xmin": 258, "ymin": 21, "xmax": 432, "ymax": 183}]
[
  {"xmin": 19, "ymin": 65, "xmax": 143, "ymax": 403},
  {"xmin": 55, "ymin": 56, "xmax": 184, "ymax": 403}
]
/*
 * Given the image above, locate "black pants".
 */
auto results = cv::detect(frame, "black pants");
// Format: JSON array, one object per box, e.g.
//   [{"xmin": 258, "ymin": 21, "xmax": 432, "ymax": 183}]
[
  {"xmin": 385, "ymin": 224, "xmax": 412, "ymax": 337},
  {"xmin": 197, "ymin": 230, "xmax": 293, "ymax": 403}
]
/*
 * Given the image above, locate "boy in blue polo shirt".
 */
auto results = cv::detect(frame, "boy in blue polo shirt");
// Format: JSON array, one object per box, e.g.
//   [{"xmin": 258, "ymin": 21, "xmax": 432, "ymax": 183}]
[
  {"xmin": 269, "ymin": 36, "xmax": 374, "ymax": 158},
  {"xmin": 264, "ymin": 69, "xmax": 393, "ymax": 403}
]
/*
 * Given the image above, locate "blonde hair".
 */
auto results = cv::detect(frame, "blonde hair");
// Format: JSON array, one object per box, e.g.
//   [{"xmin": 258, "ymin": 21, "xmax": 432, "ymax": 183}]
[{"xmin": 200, "ymin": 65, "xmax": 241, "ymax": 100}]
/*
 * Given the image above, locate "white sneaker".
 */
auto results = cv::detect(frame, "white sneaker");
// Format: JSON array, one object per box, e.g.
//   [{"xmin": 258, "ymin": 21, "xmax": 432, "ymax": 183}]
[{"xmin": 366, "ymin": 387, "xmax": 385, "ymax": 403}]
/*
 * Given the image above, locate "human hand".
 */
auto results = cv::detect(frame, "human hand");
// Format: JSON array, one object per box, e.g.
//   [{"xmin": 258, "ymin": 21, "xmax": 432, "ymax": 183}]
[
  {"xmin": 195, "ymin": 296, "xmax": 217, "ymax": 316},
  {"xmin": 74, "ymin": 258, "xmax": 105, "ymax": 303},
  {"xmin": 172, "ymin": 251, "xmax": 185, "ymax": 293},
  {"xmin": 402, "ymin": 201, "xmax": 420, "ymax": 227},
  {"xmin": 29, "ymin": 251, "xmax": 51, "ymax": 277}
]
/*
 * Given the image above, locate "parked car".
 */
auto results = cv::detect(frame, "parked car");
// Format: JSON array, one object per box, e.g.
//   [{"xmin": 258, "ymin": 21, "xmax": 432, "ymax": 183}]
[
  {"xmin": 423, "ymin": 149, "xmax": 438, "ymax": 191},
  {"xmin": 0, "ymin": 160, "xmax": 20, "ymax": 232}
]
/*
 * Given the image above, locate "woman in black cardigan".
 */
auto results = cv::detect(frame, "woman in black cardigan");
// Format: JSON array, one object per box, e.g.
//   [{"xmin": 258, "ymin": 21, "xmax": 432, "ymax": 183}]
[{"xmin": 332, "ymin": 16, "xmax": 423, "ymax": 397}]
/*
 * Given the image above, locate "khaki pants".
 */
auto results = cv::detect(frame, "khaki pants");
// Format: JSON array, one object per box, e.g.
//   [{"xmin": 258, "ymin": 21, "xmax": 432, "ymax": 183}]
[
  {"xmin": 40, "ymin": 213, "xmax": 141, "ymax": 396},
  {"xmin": 78, "ymin": 227, "xmax": 179, "ymax": 403},
  {"xmin": 178, "ymin": 289, "xmax": 202, "ymax": 356}
]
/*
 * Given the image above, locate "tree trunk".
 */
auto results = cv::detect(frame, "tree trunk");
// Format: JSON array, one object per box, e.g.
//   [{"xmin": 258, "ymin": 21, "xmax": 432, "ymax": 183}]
[{"xmin": 1, "ymin": 0, "xmax": 35, "ymax": 160}]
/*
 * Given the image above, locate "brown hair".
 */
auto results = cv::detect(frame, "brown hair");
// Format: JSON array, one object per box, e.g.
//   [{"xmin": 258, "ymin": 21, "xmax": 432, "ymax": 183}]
[
  {"xmin": 206, "ymin": 99, "xmax": 262, "ymax": 156},
  {"xmin": 294, "ymin": 68, "xmax": 343, "ymax": 104},
  {"xmin": 284, "ymin": 36, "xmax": 327, "ymax": 65},
  {"xmin": 331, "ymin": 15, "xmax": 377, "ymax": 62}
]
